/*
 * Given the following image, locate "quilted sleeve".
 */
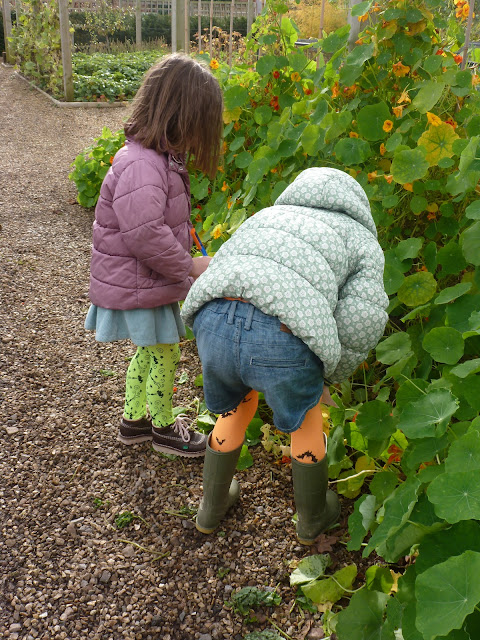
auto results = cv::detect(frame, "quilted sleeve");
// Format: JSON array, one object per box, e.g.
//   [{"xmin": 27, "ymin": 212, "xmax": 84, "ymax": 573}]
[
  {"xmin": 113, "ymin": 159, "xmax": 193, "ymax": 282},
  {"xmin": 330, "ymin": 235, "xmax": 389, "ymax": 383}
]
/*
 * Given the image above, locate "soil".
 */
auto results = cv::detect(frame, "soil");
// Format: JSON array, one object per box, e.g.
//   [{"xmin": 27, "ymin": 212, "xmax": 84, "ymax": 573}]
[{"xmin": 0, "ymin": 64, "xmax": 372, "ymax": 640}]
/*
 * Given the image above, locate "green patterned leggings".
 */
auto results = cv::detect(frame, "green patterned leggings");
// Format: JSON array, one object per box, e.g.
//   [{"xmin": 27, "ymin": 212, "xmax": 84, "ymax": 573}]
[{"xmin": 124, "ymin": 344, "xmax": 180, "ymax": 427}]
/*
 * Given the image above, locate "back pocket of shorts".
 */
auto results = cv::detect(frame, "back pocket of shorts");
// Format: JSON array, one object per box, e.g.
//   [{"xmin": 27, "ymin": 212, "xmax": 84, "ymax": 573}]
[{"xmin": 250, "ymin": 357, "xmax": 307, "ymax": 368}]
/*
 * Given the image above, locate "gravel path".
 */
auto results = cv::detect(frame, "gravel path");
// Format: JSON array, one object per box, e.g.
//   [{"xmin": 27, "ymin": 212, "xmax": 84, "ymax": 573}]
[{"xmin": 0, "ymin": 64, "xmax": 353, "ymax": 640}]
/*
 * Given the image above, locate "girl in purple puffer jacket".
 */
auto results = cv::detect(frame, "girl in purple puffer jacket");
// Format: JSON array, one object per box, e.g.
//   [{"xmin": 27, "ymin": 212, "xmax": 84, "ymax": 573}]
[{"xmin": 85, "ymin": 53, "xmax": 223, "ymax": 457}]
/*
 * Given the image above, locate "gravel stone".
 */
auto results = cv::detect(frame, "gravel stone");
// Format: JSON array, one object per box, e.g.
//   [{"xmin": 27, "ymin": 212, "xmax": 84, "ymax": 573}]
[{"xmin": 0, "ymin": 63, "xmax": 359, "ymax": 639}]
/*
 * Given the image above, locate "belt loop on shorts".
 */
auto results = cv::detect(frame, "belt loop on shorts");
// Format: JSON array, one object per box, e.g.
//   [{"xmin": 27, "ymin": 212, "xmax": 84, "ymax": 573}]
[
  {"xmin": 226, "ymin": 300, "xmax": 238, "ymax": 324},
  {"xmin": 244, "ymin": 303, "xmax": 255, "ymax": 331}
]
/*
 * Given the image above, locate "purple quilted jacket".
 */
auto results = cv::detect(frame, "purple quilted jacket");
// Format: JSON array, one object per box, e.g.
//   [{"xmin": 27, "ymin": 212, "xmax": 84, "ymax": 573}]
[{"xmin": 88, "ymin": 138, "xmax": 194, "ymax": 310}]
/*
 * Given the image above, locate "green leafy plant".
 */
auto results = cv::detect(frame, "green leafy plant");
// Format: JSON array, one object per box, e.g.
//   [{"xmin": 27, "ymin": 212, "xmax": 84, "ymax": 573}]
[
  {"xmin": 229, "ymin": 586, "xmax": 282, "ymax": 618},
  {"xmin": 114, "ymin": 510, "xmax": 147, "ymax": 529}
]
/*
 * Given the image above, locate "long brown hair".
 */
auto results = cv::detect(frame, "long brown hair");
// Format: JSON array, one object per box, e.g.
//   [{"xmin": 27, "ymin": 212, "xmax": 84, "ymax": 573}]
[{"xmin": 124, "ymin": 53, "xmax": 223, "ymax": 179}]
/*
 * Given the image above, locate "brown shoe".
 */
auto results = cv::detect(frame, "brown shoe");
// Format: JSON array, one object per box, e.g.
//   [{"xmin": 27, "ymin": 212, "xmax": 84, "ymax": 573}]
[
  {"xmin": 152, "ymin": 415, "xmax": 206, "ymax": 458},
  {"xmin": 118, "ymin": 416, "xmax": 153, "ymax": 445}
]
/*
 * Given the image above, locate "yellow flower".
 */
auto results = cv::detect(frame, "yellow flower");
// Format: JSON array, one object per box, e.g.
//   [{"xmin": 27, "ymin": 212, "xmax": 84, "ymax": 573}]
[
  {"xmin": 392, "ymin": 61, "xmax": 411, "ymax": 77},
  {"xmin": 380, "ymin": 143, "xmax": 387, "ymax": 156},
  {"xmin": 368, "ymin": 171, "xmax": 378, "ymax": 182},
  {"xmin": 209, "ymin": 59, "xmax": 219, "ymax": 70},
  {"xmin": 212, "ymin": 224, "xmax": 223, "ymax": 239},
  {"xmin": 397, "ymin": 89, "xmax": 411, "ymax": 104},
  {"xmin": 403, "ymin": 183, "xmax": 414, "ymax": 191},
  {"xmin": 221, "ymin": 181, "xmax": 229, "ymax": 192},
  {"xmin": 383, "ymin": 120, "xmax": 394, "ymax": 132},
  {"xmin": 426, "ymin": 112, "xmax": 442, "ymax": 126},
  {"xmin": 358, "ymin": 13, "xmax": 368, "ymax": 22},
  {"xmin": 291, "ymin": 72, "xmax": 301, "ymax": 83},
  {"xmin": 392, "ymin": 105, "xmax": 404, "ymax": 118},
  {"xmin": 473, "ymin": 75, "xmax": 480, "ymax": 86},
  {"xmin": 349, "ymin": 131, "xmax": 359, "ymax": 138},
  {"xmin": 222, "ymin": 141, "xmax": 228, "ymax": 154}
]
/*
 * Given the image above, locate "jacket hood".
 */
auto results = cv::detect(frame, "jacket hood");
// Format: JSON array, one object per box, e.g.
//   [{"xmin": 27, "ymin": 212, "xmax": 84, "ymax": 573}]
[{"xmin": 275, "ymin": 167, "xmax": 377, "ymax": 237}]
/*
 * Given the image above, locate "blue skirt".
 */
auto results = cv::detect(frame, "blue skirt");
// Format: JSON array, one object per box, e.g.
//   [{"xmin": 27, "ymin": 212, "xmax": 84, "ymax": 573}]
[{"xmin": 85, "ymin": 303, "xmax": 186, "ymax": 346}]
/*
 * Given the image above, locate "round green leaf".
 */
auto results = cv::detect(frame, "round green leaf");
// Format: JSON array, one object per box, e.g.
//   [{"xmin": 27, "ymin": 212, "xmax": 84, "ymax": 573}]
[
  {"xmin": 234, "ymin": 151, "xmax": 252, "ymax": 169},
  {"xmin": 460, "ymin": 222, "xmax": 480, "ymax": 266},
  {"xmin": 428, "ymin": 474, "xmax": 480, "ymax": 523},
  {"xmin": 247, "ymin": 157, "xmax": 270, "ymax": 183},
  {"xmin": 397, "ymin": 271, "xmax": 437, "ymax": 307},
  {"xmin": 391, "ymin": 148, "xmax": 430, "ymax": 184},
  {"xmin": 422, "ymin": 327, "xmax": 464, "ymax": 364},
  {"xmin": 384, "ymin": 264, "xmax": 404, "ymax": 295},
  {"xmin": 437, "ymin": 242, "xmax": 467, "ymax": 275},
  {"xmin": 446, "ymin": 431, "xmax": 480, "ymax": 474},
  {"xmin": 466, "ymin": 201, "xmax": 480, "ymax": 220},
  {"xmin": 417, "ymin": 123, "xmax": 459, "ymax": 166},
  {"xmin": 450, "ymin": 358, "xmax": 480, "ymax": 378},
  {"xmin": 395, "ymin": 238, "xmax": 423, "ymax": 261},
  {"xmin": 334, "ymin": 137, "xmax": 371, "ymax": 166},
  {"xmin": 410, "ymin": 195, "xmax": 428, "ymax": 214},
  {"xmin": 376, "ymin": 332, "xmax": 412, "ymax": 364},
  {"xmin": 336, "ymin": 590, "xmax": 390, "ymax": 640},
  {"xmin": 434, "ymin": 282, "xmax": 472, "ymax": 305},
  {"xmin": 254, "ymin": 106, "xmax": 273, "ymax": 126},
  {"xmin": 290, "ymin": 554, "xmax": 332, "ymax": 586},
  {"xmin": 357, "ymin": 102, "xmax": 391, "ymax": 141},
  {"xmin": 255, "ymin": 54, "xmax": 277, "ymax": 76},
  {"xmin": 356, "ymin": 400, "xmax": 397, "ymax": 441},
  {"xmin": 398, "ymin": 390, "xmax": 458, "ymax": 439},
  {"xmin": 223, "ymin": 85, "xmax": 249, "ymax": 110},
  {"xmin": 411, "ymin": 80, "xmax": 446, "ymax": 114},
  {"xmin": 416, "ymin": 551, "xmax": 480, "ymax": 639}
]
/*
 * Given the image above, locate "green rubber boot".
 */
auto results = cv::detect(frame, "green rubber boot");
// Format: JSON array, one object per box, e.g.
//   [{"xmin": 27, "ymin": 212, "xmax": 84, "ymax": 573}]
[
  {"xmin": 195, "ymin": 436, "xmax": 242, "ymax": 534},
  {"xmin": 292, "ymin": 455, "xmax": 341, "ymax": 545}
]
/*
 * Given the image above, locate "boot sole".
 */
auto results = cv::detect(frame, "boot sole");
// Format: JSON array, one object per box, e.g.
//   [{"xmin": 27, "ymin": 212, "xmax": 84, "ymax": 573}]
[
  {"xmin": 152, "ymin": 442, "xmax": 205, "ymax": 457},
  {"xmin": 117, "ymin": 434, "xmax": 152, "ymax": 445},
  {"xmin": 195, "ymin": 522, "xmax": 216, "ymax": 534}
]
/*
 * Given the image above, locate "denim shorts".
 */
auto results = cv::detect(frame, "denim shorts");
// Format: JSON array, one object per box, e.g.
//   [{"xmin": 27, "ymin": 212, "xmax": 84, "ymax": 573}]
[{"xmin": 192, "ymin": 299, "xmax": 324, "ymax": 433}]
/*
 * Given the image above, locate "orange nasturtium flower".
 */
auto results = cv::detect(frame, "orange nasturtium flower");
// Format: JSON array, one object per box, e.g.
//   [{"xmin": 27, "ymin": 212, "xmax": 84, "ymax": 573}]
[
  {"xmin": 403, "ymin": 182, "xmax": 414, "ymax": 191},
  {"xmin": 397, "ymin": 89, "xmax": 411, "ymax": 104},
  {"xmin": 209, "ymin": 59, "xmax": 219, "ymax": 70},
  {"xmin": 426, "ymin": 112, "xmax": 442, "ymax": 126},
  {"xmin": 349, "ymin": 131, "xmax": 359, "ymax": 138},
  {"xmin": 473, "ymin": 75, "xmax": 480, "ymax": 86},
  {"xmin": 303, "ymin": 86, "xmax": 313, "ymax": 95},
  {"xmin": 109, "ymin": 156, "xmax": 114, "ymax": 164},
  {"xmin": 291, "ymin": 72, "xmax": 301, "ymax": 82},
  {"xmin": 368, "ymin": 171, "xmax": 378, "ymax": 182},
  {"xmin": 273, "ymin": 70, "xmax": 280, "ymax": 79},
  {"xmin": 454, "ymin": 54, "xmax": 463, "ymax": 64},
  {"xmin": 384, "ymin": 174, "xmax": 393, "ymax": 184},
  {"xmin": 358, "ymin": 13, "xmax": 368, "ymax": 22},
  {"xmin": 383, "ymin": 120, "xmax": 394, "ymax": 132},
  {"xmin": 212, "ymin": 224, "xmax": 223, "ymax": 239},
  {"xmin": 380, "ymin": 143, "xmax": 387, "ymax": 156},
  {"xmin": 221, "ymin": 181, "xmax": 229, "ymax": 192},
  {"xmin": 392, "ymin": 61, "xmax": 411, "ymax": 77},
  {"xmin": 445, "ymin": 118, "xmax": 457, "ymax": 129},
  {"xmin": 233, "ymin": 121, "xmax": 241, "ymax": 131},
  {"xmin": 331, "ymin": 82, "xmax": 340, "ymax": 98},
  {"xmin": 392, "ymin": 105, "xmax": 404, "ymax": 118}
]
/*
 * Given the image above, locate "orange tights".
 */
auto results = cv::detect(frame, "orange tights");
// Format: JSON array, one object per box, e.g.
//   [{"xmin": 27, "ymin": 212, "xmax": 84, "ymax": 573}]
[{"xmin": 210, "ymin": 391, "xmax": 325, "ymax": 463}]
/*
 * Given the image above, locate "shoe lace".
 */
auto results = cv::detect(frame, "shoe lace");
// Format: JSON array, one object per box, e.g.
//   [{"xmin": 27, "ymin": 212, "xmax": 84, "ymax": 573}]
[{"xmin": 172, "ymin": 414, "xmax": 193, "ymax": 442}]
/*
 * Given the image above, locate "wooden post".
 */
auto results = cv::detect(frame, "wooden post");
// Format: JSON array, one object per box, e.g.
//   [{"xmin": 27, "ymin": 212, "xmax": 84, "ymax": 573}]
[
  {"xmin": 461, "ymin": 0, "xmax": 476, "ymax": 71},
  {"xmin": 171, "ymin": 0, "xmax": 177, "ymax": 51},
  {"xmin": 184, "ymin": 0, "xmax": 189, "ymax": 53},
  {"xmin": 2, "ymin": 0, "xmax": 14, "ymax": 63},
  {"xmin": 209, "ymin": 0, "xmax": 213, "ymax": 58},
  {"xmin": 317, "ymin": 0, "xmax": 326, "ymax": 69},
  {"xmin": 197, "ymin": 0, "xmax": 201, "ymax": 51},
  {"xmin": 58, "ymin": 0, "xmax": 73, "ymax": 101},
  {"xmin": 246, "ymin": 0, "xmax": 253, "ymax": 34},
  {"xmin": 176, "ymin": 0, "xmax": 186, "ymax": 51},
  {"xmin": 136, "ymin": 0, "xmax": 142, "ymax": 48},
  {"xmin": 347, "ymin": 0, "xmax": 363, "ymax": 51},
  {"xmin": 228, "ymin": 0, "xmax": 234, "ymax": 67}
]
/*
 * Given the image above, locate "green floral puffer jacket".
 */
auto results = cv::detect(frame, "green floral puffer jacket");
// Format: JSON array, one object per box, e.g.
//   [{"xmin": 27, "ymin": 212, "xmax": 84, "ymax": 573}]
[{"xmin": 181, "ymin": 167, "xmax": 389, "ymax": 382}]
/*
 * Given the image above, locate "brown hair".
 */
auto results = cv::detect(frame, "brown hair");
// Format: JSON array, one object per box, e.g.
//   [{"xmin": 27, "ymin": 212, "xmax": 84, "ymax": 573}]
[{"xmin": 124, "ymin": 53, "xmax": 223, "ymax": 179}]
